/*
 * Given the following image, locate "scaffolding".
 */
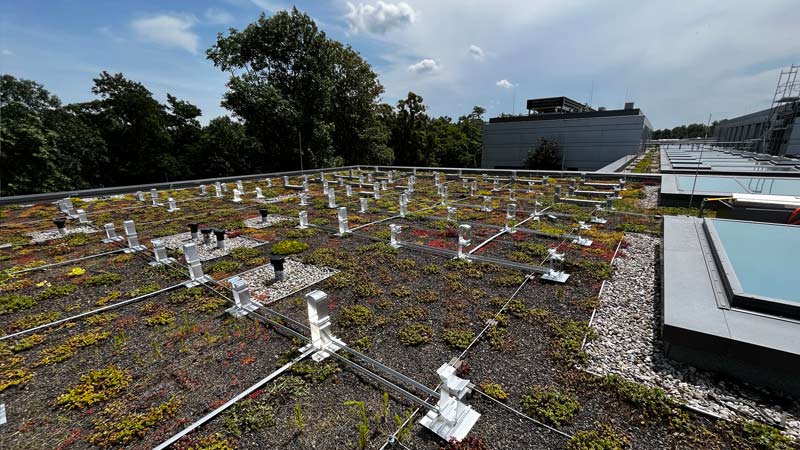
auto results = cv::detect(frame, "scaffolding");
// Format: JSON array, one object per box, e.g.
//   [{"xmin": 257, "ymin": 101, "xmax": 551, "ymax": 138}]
[{"xmin": 763, "ymin": 64, "xmax": 800, "ymax": 155}]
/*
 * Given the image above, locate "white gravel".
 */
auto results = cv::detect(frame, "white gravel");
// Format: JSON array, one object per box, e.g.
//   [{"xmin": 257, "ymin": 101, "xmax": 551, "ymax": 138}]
[
  {"xmin": 586, "ymin": 232, "xmax": 800, "ymax": 438},
  {"xmin": 235, "ymin": 259, "xmax": 338, "ymax": 304},
  {"xmin": 27, "ymin": 225, "xmax": 99, "ymax": 243},
  {"xmin": 636, "ymin": 185, "xmax": 659, "ymax": 209},
  {"xmin": 158, "ymin": 232, "xmax": 264, "ymax": 261},
  {"xmin": 253, "ymin": 194, "xmax": 297, "ymax": 204},
  {"xmin": 244, "ymin": 215, "xmax": 294, "ymax": 229}
]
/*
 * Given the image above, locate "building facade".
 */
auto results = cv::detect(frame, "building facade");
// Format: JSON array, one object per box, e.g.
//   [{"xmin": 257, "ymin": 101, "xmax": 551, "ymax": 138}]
[
  {"xmin": 713, "ymin": 100, "xmax": 800, "ymax": 157},
  {"xmin": 481, "ymin": 97, "xmax": 652, "ymax": 171}
]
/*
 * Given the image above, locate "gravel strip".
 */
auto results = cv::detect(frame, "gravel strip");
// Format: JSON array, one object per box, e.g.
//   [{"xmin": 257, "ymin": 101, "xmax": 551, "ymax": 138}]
[
  {"xmin": 27, "ymin": 225, "xmax": 99, "ymax": 243},
  {"xmin": 635, "ymin": 185, "xmax": 659, "ymax": 209},
  {"xmin": 244, "ymin": 215, "xmax": 293, "ymax": 229},
  {"xmin": 158, "ymin": 232, "xmax": 263, "ymax": 261},
  {"xmin": 253, "ymin": 194, "xmax": 297, "ymax": 204},
  {"xmin": 235, "ymin": 259, "xmax": 338, "ymax": 303},
  {"xmin": 586, "ymin": 232, "xmax": 800, "ymax": 438}
]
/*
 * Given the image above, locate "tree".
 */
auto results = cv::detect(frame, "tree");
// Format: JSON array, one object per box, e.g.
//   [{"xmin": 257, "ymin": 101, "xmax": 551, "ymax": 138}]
[
  {"xmin": 456, "ymin": 106, "xmax": 485, "ymax": 167},
  {"xmin": 1, "ymin": 75, "xmax": 104, "ymax": 195},
  {"xmin": 78, "ymin": 71, "xmax": 173, "ymax": 185},
  {"xmin": 525, "ymin": 138, "xmax": 561, "ymax": 170},
  {"xmin": 391, "ymin": 92, "xmax": 429, "ymax": 165},
  {"xmin": 192, "ymin": 116, "xmax": 262, "ymax": 177},
  {"xmin": 207, "ymin": 8, "xmax": 388, "ymax": 171}
]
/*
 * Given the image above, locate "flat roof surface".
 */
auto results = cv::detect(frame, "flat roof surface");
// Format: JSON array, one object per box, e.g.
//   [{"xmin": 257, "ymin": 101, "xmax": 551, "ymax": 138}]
[
  {"xmin": 660, "ymin": 146, "xmax": 800, "ymax": 175},
  {"xmin": 660, "ymin": 173, "xmax": 800, "ymax": 198},
  {"xmin": 662, "ymin": 216, "xmax": 800, "ymax": 357}
]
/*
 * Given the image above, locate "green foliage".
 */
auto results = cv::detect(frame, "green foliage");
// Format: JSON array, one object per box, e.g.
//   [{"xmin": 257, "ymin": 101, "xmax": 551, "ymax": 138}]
[
  {"xmin": 632, "ymin": 150, "xmax": 653, "ymax": 173},
  {"xmin": 327, "ymin": 271, "xmax": 357, "ymax": 289},
  {"xmin": 286, "ymin": 227, "xmax": 318, "ymax": 238},
  {"xmin": 343, "ymin": 400, "xmax": 369, "ymax": 450},
  {"xmin": 0, "ymin": 293, "xmax": 36, "ymax": 314},
  {"xmin": 271, "ymin": 240, "xmax": 309, "ymax": 255},
  {"xmin": 55, "ymin": 366, "xmax": 131, "ymax": 409},
  {"xmin": 294, "ymin": 403, "xmax": 305, "ymax": 431},
  {"xmin": 11, "ymin": 333, "xmax": 46, "ymax": 352},
  {"xmin": 493, "ymin": 273, "xmax": 524, "ymax": 287},
  {"xmin": 36, "ymin": 329, "xmax": 111, "ymax": 366},
  {"xmin": 398, "ymin": 323, "xmax": 433, "ymax": 346},
  {"xmin": 229, "ymin": 246, "xmax": 264, "ymax": 264},
  {"xmin": 338, "ymin": 305, "xmax": 374, "ymax": 328},
  {"xmin": 566, "ymin": 423, "xmax": 630, "ymax": 450},
  {"xmin": 601, "ymin": 375, "xmax": 671, "ymax": 418},
  {"xmin": 304, "ymin": 247, "xmax": 357, "ymax": 270},
  {"xmin": 741, "ymin": 420, "xmax": 793, "ymax": 450},
  {"xmin": 521, "ymin": 385, "xmax": 581, "ymax": 426},
  {"xmin": 224, "ymin": 398, "xmax": 275, "ymax": 437},
  {"xmin": 88, "ymin": 396, "xmax": 182, "ymax": 446},
  {"xmin": 85, "ymin": 272, "xmax": 124, "ymax": 286},
  {"xmin": 145, "ymin": 310, "xmax": 175, "ymax": 326},
  {"xmin": 525, "ymin": 138, "xmax": 561, "ymax": 170},
  {"xmin": 207, "ymin": 260, "xmax": 242, "ymax": 274},
  {"xmin": 515, "ymin": 242, "xmax": 550, "ymax": 258},
  {"xmin": 291, "ymin": 361, "xmax": 339, "ymax": 383},
  {"xmin": 415, "ymin": 289, "xmax": 437, "ymax": 303},
  {"xmin": 36, "ymin": 283, "xmax": 76, "ymax": 300},
  {"xmin": 441, "ymin": 328, "xmax": 475, "ymax": 350},
  {"xmin": 126, "ymin": 282, "xmax": 160, "ymax": 297},
  {"xmin": 550, "ymin": 319, "xmax": 594, "ymax": 365},
  {"xmin": 479, "ymin": 380, "xmax": 508, "ymax": 401},
  {"xmin": 391, "ymin": 285, "xmax": 413, "ymax": 297},
  {"xmin": 353, "ymin": 281, "xmax": 382, "ymax": 298},
  {"xmin": 421, "ymin": 263, "xmax": 441, "ymax": 275}
]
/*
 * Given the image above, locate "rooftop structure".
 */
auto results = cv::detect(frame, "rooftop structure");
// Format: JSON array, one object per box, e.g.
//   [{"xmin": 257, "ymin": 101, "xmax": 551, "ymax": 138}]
[
  {"xmin": 662, "ymin": 216, "xmax": 800, "ymax": 395},
  {"xmin": 482, "ymin": 99, "xmax": 652, "ymax": 171},
  {"xmin": 660, "ymin": 144, "xmax": 800, "ymax": 175}
]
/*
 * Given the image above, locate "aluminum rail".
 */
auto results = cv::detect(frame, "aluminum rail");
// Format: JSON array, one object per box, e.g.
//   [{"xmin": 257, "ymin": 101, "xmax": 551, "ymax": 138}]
[
  {"xmin": 7, "ymin": 248, "xmax": 127, "ymax": 275},
  {"xmin": 329, "ymin": 352, "xmax": 438, "ymax": 411},
  {"xmin": 152, "ymin": 347, "xmax": 315, "ymax": 450},
  {"xmin": 0, "ymin": 282, "xmax": 184, "ymax": 341}
]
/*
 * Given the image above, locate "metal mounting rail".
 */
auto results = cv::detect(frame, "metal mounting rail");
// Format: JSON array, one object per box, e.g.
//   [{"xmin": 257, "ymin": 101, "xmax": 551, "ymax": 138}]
[
  {"xmin": 0, "ymin": 282, "xmax": 185, "ymax": 341},
  {"xmin": 329, "ymin": 352, "xmax": 438, "ymax": 411},
  {"xmin": 337, "ymin": 346, "xmax": 440, "ymax": 399},
  {"xmin": 152, "ymin": 347, "xmax": 315, "ymax": 450},
  {"xmin": 7, "ymin": 248, "xmax": 127, "ymax": 275}
]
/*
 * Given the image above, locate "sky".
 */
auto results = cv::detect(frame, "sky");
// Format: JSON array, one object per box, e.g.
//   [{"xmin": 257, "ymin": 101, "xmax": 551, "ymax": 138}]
[{"xmin": 1, "ymin": 0, "xmax": 798, "ymax": 129}]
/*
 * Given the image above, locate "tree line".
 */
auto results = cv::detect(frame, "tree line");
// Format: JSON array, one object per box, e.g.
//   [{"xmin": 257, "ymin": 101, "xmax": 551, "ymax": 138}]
[
  {"xmin": 651, "ymin": 122, "xmax": 717, "ymax": 140},
  {"xmin": 0, "ymin": 8, "xmax": 485, "ymax": 196}
]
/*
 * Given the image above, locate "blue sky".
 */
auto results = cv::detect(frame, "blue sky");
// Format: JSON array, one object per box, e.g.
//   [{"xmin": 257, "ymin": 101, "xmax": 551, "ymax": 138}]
[{"xmin": 1, "ymin": 0, "xmax": 798, "ymax": 128}]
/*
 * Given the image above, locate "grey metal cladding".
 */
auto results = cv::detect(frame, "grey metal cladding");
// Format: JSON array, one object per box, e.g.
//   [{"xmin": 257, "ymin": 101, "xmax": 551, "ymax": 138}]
[{"xmin": 481, "ymin": 114, "xmax": 650, "ymax": 170}]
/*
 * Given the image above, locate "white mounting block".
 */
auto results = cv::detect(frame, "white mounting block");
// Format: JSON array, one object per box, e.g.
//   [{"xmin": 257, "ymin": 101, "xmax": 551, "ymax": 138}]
[{"xmin": 419, "ymin": 363, "xmax": 481, "ymax": 442}]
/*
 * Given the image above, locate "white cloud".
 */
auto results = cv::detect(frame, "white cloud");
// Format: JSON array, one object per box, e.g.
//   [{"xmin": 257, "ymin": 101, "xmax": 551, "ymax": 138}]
[
  {"xmin": 496, "ymin": 79, "xmax": 514, "ymax": 89},
  {"xmin": 1, "ymin": 49, "xmax": 15, "ymax": 57},
  {"xmin": 249, "ymin": 0, "xmax": 285, "ymax": 11},
  {"xmin": 131, "ymin": 14, "xmax": 199, "ymax": 54},
  {"xmin": 205, "ymin": 9, "xmax": 234, "ymax": 25},
  {"xmin": 408, "ymin": 58, "xmax": 440, "ymax": 74},
  {"xmin": 346, "ymin": 1, "xmax": 416, "ymax": 34},
  {"xmin": 468, "ymin": 44, "xmax": 484, "ymax": 60}
]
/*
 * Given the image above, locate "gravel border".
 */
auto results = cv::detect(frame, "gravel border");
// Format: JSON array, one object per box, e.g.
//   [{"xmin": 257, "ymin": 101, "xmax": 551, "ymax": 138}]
[
  {"xmin": 235, "ymin": 259, "xmax": 338, "ymax": 303},
  {"xmin": 636, "ymin": 185, "xmax": 659, "ymax": 209},
  {"xmin": 244, "ymin": 215, "xmax": 293, "ymax": 229},
  {"xmin": 253, "ymin": 194, "xmax": 297, "ymax": 204},
  {"xmin": 26, "ymin": 225, "xmax": 99, "ymax": 243},
  {"xmin": 157, "ymin": 232, "xmax": 264, "ymax": 261},
  {"xmin": 586, "ymin": 232, "xmax": 800, "ymax": 438}
]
